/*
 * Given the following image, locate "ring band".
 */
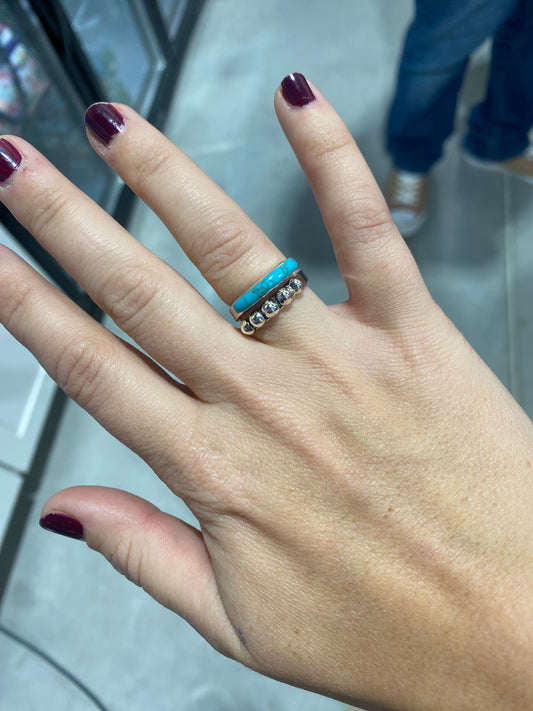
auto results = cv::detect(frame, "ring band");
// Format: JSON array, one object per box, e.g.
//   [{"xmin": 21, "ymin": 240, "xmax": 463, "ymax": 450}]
[
  {"xmin": 237, "ymin": 268, "xmax": 307, "ymax": 322},
  {"xmin": 230, "ymin": 259, "xmax": 307, "ymax": 335},
  {"xmin": 230, "ymin": 258, "xmax": 298, "ymax": 319}
]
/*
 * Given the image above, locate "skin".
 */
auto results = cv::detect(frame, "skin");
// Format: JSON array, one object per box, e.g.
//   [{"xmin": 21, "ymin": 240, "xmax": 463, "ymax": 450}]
[{"xmin": 1, "ymin": 81, "xmax": 533, "ymax": 711}]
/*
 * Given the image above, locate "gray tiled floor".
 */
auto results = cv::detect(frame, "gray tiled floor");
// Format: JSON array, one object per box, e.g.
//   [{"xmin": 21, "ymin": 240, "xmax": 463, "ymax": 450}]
[{"xmin": 2, "ymin": 1, "xmax": 533, "ymax": 710}]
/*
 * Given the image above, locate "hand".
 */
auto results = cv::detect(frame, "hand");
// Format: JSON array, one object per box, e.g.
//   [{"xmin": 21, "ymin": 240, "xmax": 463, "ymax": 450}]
[{"xmin": 1, "ymin": 75, "xmax": 532, "ymax": 711}]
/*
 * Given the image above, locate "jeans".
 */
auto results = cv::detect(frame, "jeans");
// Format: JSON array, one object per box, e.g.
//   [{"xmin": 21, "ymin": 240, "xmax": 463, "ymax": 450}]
[{"xmin": 387, "ymin": 0, "xmax": 533, "ymax": 173}]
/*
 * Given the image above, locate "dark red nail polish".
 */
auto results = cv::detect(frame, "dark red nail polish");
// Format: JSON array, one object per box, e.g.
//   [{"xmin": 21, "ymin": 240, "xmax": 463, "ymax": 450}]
[
  {"xmin": 40, "ymin": 512, "xmax": 85, "ymax": 540},
  {"xmin": 85, "ymin": 103, "xmax": 125, "ymax": 145},
  {"xmin": 281, "ymin": 73, "xmax": 316, "ymax": 107},
  {"xmin": 0, "ymin": 138, "xmax": 22, "ymax": 183}
]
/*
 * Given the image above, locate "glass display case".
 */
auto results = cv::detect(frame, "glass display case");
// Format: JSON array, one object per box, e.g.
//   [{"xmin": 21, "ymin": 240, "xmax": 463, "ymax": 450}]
[
  {"xmin": 0, "ymin": 0, "xmax": 204, "ymax": 585},
  {"xmin": 0, "ymin": 226, "xmax": 57, "ymax": 475},
  {"xmin": 0, "ymin": 1, "xmax": 115, "ymax": 209},
  {"xmin": 59, "ymin": 0, "xmax": 167, "ymax": 115},
  {"xmin": 157, "ymin": 0, "xmax": 189, "ymax": 39},
  {"xmin": 0, "ymin": 224, "xmax": 57, "ymax": 556}
]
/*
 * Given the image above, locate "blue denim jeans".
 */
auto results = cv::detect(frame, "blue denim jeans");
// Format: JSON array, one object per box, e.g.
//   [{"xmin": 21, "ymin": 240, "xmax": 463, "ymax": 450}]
[{"xmin": 387, "ymin": 0, "xmax": 533, "ymax": 173}]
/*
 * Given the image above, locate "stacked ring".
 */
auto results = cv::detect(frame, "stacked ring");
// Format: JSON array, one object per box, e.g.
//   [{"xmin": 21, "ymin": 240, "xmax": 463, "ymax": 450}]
[{"xmin": 230, "ymin": 258, "xmax": 307, "ymax": 335}]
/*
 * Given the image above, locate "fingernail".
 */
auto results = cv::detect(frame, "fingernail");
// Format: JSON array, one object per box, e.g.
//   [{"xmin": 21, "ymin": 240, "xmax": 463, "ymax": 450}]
[
  {"xmin": 40, "ymin": 512, "xmax": 85, "ymax": 540},
  {"xmin": 84, "ymin": 103, "xmax": 125, "ymax": 146},
  {"xmin": 0, "ymin": 138, "xmax": 22, "ymax": 183},
  {"xmin": 281, "ymin": 73, "xmax": 316, "ymax": 107}
]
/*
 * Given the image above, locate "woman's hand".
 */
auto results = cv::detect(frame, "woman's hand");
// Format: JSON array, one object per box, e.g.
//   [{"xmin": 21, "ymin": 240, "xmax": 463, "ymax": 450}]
[{"xmin": 1, "ymin": 74, "xmax": 532, "ymax": 711}]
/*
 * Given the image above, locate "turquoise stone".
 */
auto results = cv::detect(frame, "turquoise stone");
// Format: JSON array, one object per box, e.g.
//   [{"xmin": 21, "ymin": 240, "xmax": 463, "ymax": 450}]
[{"xmin": 232, "ymin": 258, "xmax": 298, "ymax": 315}]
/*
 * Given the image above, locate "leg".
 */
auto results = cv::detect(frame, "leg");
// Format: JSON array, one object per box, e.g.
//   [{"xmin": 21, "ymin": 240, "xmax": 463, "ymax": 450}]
[
  {"xmin": 465, "ymin": 0, "xmax": 533, "ymax": 161},
  {"xmin": 387, "ymin": 0, "xmax": 519, "ymax": 173}
]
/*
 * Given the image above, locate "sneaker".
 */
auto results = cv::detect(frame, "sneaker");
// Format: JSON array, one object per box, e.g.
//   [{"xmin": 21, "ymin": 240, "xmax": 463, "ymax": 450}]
[
  {"xmin": 463, "ymin": 144, "xmax": 533, "ymax": 185},
  {"xmin": 384, "ymin": 169, "xmax": 429, "ymax": 237}
]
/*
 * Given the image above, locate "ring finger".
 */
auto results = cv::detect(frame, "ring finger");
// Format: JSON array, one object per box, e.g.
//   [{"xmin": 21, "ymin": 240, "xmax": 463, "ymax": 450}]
[{"xmin": 84, "ymin": 101, "xmax": 326, "ymax": 339}]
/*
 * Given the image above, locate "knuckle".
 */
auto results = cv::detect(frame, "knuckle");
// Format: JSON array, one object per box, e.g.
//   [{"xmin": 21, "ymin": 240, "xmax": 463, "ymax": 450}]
[
  {"xmin": 196, "ymin": 218, "xmax": 254, "ymax": 283},
  {"xmin": 340, "ymin": 193, "xmax": 396, "ymax": 244},
  {"xmin": 305, "ymin": 127, "xmax": 396, "ymax": 244},
  {"xmin": 1, "ymin": 280, "xmax": 35, "ymax": 331},
  {"xmin": 54, "ymin": 335, "xmax": 113, "ymax": 407},
  {"xmin": 103, "ymin": 263, "xmax": 160, "ymax": 332},
  {"xmin": 29, "ymin": 187, "xmax": 73, "ymax": 238},
  {"xmin": 130, "ymin": 142, "xmax": 176, "ymax": 186},
  {"xmin": 308, "ymin": 127, "xmax": 354, "ymax": 163},
  {"xmin": 108, "ymin": 533, "xmax": 143, "ymax": 586}
]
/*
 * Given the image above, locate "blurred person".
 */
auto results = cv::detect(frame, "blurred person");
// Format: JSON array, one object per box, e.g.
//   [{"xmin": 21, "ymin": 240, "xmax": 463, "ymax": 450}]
[{"xmin": 385, "ymin": 0, "xmax": 533, "ymax": 237}]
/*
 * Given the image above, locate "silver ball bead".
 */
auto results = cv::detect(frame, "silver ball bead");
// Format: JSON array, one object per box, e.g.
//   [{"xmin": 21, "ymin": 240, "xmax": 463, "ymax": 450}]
[
  {"xmin": 240, "ymin": 320, "xmax": 255, "ymax": 335},
  {"xmin": 276, "ymin": 286, "xmax": 294, "ymax": 306},
  {"xmin": 261, "ymin": 299, "xmax": 280, "ymax": 318},
  {"xmin": 249, "ymin": 311, "xmax": 266, "ymax": 328},
  {"xmin": 288, "ymin": 278, "xmax": 303, "ymax": 294}
]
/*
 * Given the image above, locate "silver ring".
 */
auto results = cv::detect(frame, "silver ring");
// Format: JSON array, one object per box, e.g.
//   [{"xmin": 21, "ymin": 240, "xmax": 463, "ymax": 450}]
[{"xmin": 230, "ymin": 263, "xmax": 307, "ymax": 335}]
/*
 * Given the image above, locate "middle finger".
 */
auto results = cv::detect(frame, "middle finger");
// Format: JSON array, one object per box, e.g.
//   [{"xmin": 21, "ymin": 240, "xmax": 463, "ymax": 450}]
[{"xmin": 0, "ymin": 136, "xmax": 243, "ymax": 394}]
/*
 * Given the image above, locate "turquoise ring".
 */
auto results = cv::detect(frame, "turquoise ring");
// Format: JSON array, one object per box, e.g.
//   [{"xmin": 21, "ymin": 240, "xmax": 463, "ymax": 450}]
[
  {"xmin": 230, "ymin": 258, "xmax": 307, "ymax": 335},
  {"xmin": 230, "ymin": 258, "xmax": 298, "ymax": 319}
]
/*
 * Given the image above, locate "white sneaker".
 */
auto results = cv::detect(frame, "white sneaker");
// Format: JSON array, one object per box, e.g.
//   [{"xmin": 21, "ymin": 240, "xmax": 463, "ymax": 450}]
[
  {"xmin": 463, "ymin": 144, "xmax": 533, "ymax": 185},
  {"xmin": 385, "ymin": 169, "xmax": 429, "ymax": 238}
]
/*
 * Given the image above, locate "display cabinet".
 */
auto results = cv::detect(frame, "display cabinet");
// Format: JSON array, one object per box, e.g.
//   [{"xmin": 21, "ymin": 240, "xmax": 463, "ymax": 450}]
[{"xmin": 0, "ymin": 0, "xmax": 204, "ymax": 595}]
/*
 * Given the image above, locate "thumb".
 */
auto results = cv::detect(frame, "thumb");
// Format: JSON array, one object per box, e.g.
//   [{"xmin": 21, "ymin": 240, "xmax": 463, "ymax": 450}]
[{"xmin": 39, "ymin": 486, "xmax": 241, "ymax": 659}]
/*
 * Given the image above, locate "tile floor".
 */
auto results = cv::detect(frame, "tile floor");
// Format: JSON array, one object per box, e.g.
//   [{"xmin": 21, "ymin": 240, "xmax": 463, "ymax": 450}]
[{"xmin": 1, "ymin": 1, "xmax": 533, "ymax": 710}]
